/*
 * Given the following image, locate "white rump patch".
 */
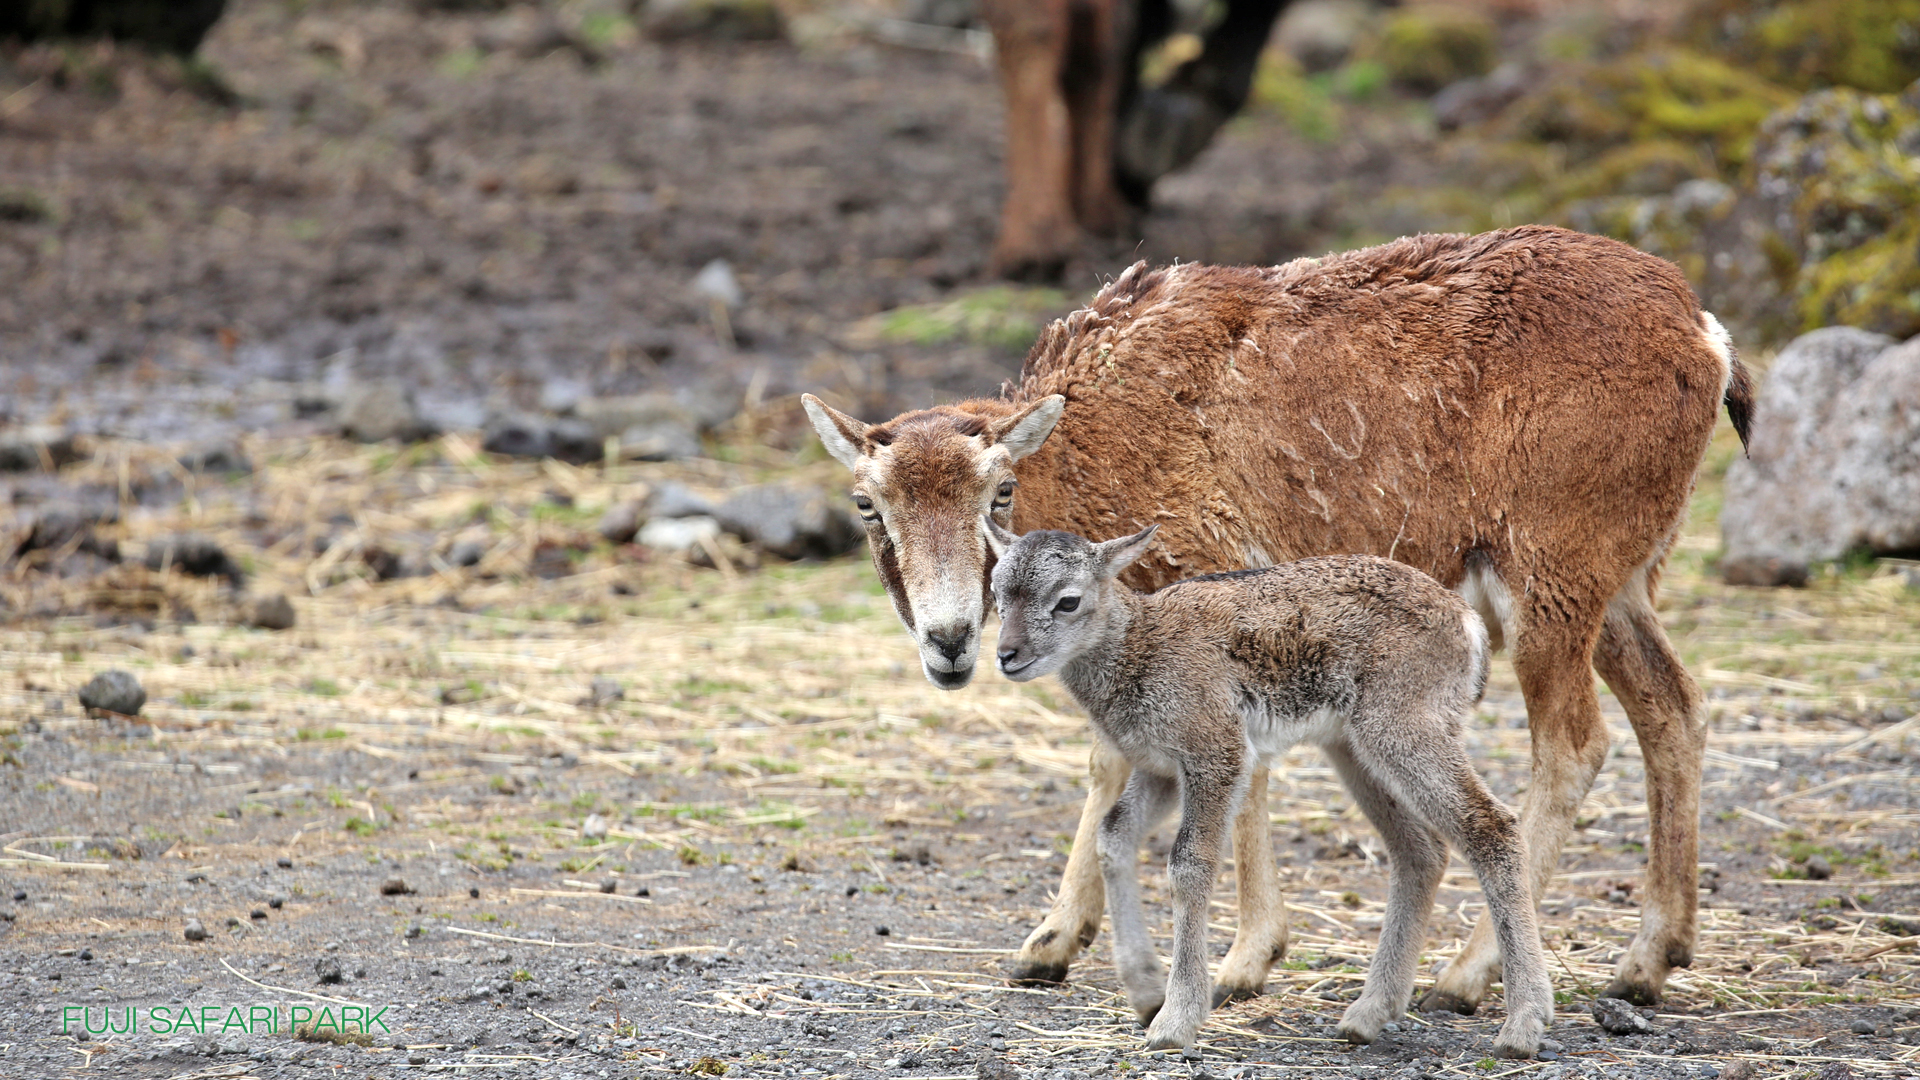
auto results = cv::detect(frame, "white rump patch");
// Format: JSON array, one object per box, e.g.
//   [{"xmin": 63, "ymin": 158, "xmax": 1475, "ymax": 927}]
[
  {"xmin": 1456, "ymin": 563, "xmax": 1511, "ymax": 654},
  {"xmin": 1701, "ymin": 310, "xmax": 1735, "ymax": 390}
]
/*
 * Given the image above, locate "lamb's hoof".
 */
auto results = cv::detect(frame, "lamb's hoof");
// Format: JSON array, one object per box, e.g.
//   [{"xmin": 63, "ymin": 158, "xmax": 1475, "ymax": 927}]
[
  {"xmin": 1336, "ymin": 996, "xmax": 1398, "ymax": 1045},
  {"xmin": 1212, "ymin": 983, "xmax": 1262, "ymax": 1008},
  {"xmin": 1418, "ymin": 989, "xmax": 1478, "ymax": 1016},
  {"xmin": 1005, "ymin": 960, "xmax": 1070, "ymax": 987},
  {"xmin": 1492, "ymin": 1015, "xmax": 1546, "ymax": 1059}
]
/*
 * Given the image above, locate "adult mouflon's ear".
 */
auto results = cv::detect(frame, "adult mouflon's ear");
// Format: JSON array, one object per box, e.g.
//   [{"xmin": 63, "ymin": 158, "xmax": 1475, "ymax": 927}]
[
  {"xmin": 982, "ymin": 515, "xmax": 1020, "ymax": 559},
  {"xmin": 986, "ymin": 395, "xmax": 1064, "ymax": 461},
  {"xmin": 801, "ymin": 394, "xmax": 871, "ymax": 470},
  {"xmin": 1095, "ymin": 524, "xmax": 1157, "ymax": 578}
]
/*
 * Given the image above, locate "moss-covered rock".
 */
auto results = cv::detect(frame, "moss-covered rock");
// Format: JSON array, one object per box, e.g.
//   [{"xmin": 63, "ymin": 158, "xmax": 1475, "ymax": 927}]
[
  {"xmin": 1496, "ymin": 49, "xmax": 1793, "ymax": 172},
  {"xmin": 1363, "ymin": 5, "xmax": 1496, "ymax": 94},
  {"xmin": 1687, "ymin": 0, "xmax": 1920, "ymax": 94}
]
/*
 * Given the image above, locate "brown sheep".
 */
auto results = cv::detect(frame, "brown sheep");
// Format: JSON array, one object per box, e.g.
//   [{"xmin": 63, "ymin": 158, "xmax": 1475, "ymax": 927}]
[{"xmin": 803, "ymin": 224, "xmax": 1754, "ymax": 1012}]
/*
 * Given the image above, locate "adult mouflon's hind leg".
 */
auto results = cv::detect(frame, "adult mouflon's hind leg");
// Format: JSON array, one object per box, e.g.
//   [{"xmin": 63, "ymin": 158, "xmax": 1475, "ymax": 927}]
[
  {"xmin": 1422, "ymin": 607, "xmax": 1607, "ymax": 1016},
  {"xmin": 1322, "ymin": 742, "xmax": 1448, "ymax": 1046},
  {"xmin": 1592, "ymin": 572, "xmax": 1705, "ymax": 1005},
  {"xmin": 1213, "ymin": 764, "xmax": 1288, "ymax": 1005},
  {"xmin": 1010, "ymin": 739, "xmax": 1130, "ymax": 984}
]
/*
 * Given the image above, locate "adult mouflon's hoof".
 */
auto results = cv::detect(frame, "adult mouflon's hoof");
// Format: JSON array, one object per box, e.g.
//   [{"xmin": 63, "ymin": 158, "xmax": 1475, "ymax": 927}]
[
  {"xmin": 1005, "ymin": 960, "xmax": 1069, "ymax": 987},
  {"xmin": 1418, "ymin": 988, "xmax": 1479, "ymax": 1016}
]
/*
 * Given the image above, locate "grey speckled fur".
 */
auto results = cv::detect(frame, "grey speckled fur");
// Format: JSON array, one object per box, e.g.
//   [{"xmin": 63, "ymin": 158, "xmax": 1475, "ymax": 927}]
[{"xmin": 986, "ymin": 519, "xmax": 1553, "ymax": 1058}]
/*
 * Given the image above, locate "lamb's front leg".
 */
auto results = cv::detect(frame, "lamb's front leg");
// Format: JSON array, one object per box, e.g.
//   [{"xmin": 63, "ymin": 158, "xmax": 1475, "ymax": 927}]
[
  {"xmin": 1098, "ymin": 768, "xmax": 1179, "ymax": 1026},
  {"xmin": 1145, "ymin": 758, "xmax": 1248, "ymax": 1052}
]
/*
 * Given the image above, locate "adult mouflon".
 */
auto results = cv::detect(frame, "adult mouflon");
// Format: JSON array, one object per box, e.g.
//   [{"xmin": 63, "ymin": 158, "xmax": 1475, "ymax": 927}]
[
  {"xmin": 803, "ymin": 225, "xmax": 1754, "ymax": 1011},
  {"xmin": 987, "ymin": 519, "xmax": 1552, "ymax": 1057}
]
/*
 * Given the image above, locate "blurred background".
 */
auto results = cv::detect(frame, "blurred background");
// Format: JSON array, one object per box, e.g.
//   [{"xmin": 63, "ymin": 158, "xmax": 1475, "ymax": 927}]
[{"xmin": 2, "ymin": 0, "xmax": 1915, "ymax": 444}]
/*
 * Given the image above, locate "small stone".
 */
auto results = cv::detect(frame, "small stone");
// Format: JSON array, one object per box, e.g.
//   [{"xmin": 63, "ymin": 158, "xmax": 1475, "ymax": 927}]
[
  {"xmin": 581, "ymin": 678, "xmax": 624, "ymax": 708},
  {"xmin": 380, "ymin": 878, "xmax": 413, "ymax": 896},
  {"xmin": 408, "ymin": 1052, "xmax": 430, "ymax": 1066},
  {"xmin": 177, "ymin": 442, "xmax": 252, "ymax": 476},
  {"xmin": 1591, "ymin": 995, "xmax": 1656, "ymax": 1035},
  {"xmin": 315, "ymin": 957, "xmax": 344, "ymax": 985},
  {"xmin": 1815, "ymin": 1063, "xmax": 1857, "ymax": 1080},
  {"xmin": 12, "ymin": 889, "xmax": 26, "ymax": 902},
  {"xmin": 611, "ymin": 975, "xmax": 628, "ymax": 990},
  {"xmin": 276, "ymin": 857, "xmax": 293, "ymax": 869},
  {"xmin": 268, "ymin": 896, "xmax": 284, "ymax": 909},
  {"xmin": 580, "ymin": 813, "xmax": 611, "ymax": 841},
  {"xmin": 144, "ymin": 534, "xmax": 244, "ymax": 584},
  {"xmin": 248, "ymin": 593, "xmax": 297, "ymax": 631},
  {"xmin": 875, "ymin": 925, "xmax": 891, "ymax": 936},
  {"xmin": 1851, "ymin": 1019, "xmax": 1876, "ymax": 1034},
  {"xmin": 599, "ymin": 878, "xmax": 618, "ymax": 894},
  {"xmin": 405, "ymin": 925, "xmax": 424, "ymax": 939},
  {"xmin": 78, "ymin": 949, "xmax": 93, "ymax": 961},
  {"xmin": 1539, "ymin": 1038, "xmax": 1563, "ymax": 1052},
  {"xmin": 78, "ymin": 670, "xmax": 146, "ymax": 717},
  {"xmin": 469, "ymin": 887, "xmax": 480, "ymax": 899},
  {"xmin": 183, "ymin": 919, "xmax": 208, "ymax": 942},
  {"xmin": 597, "ymin": 501, "xmax": 644, "ymax": 544},
  {"xmin": 337, "ymin": 378, "xmax": 432, "ymax": 443},
  {"xmin": 1804, "ymin": 854, "xmax": 1833, "ymax": 880},
  {"xmin": 250, "ymin": 909, "xmax": 267, "ymax": 921}
]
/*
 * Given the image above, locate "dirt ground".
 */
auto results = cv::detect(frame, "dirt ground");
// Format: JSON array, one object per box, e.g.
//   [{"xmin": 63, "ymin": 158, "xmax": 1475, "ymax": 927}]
[
  {"xmin": 2, "ymin": 2, "xmax": 1920, "ymax": 1079},
  {"xmin": 1, "ymin": 427, "xmax": 1917, "ymax": 1080}
]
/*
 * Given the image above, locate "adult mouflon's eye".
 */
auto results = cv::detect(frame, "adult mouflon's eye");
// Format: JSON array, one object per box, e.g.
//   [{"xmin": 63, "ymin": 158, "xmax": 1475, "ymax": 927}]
[
  {"xmin": 853, "ymin": 495, "xmax": 879, "ymax": 522},
  {"xmin": 1054, "ymin": 595, "xmax": 1080, "ymax": 614},
  {"xmin": 992, "ymin": 479, "xmax": 1015, "ymax": 508}
]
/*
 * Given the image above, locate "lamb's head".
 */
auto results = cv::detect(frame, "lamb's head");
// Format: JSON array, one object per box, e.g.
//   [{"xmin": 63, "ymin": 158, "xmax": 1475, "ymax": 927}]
[
  {"xmin": 985, "ymin": 518, "xmax": 1157, "ymax": 683},
  {"xmin": 801, "ymin": 393, "xmax": 1065, "ymax": 690}
]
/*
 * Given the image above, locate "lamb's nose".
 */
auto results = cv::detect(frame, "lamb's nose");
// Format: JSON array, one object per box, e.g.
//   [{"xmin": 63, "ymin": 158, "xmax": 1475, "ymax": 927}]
[
  {"xmin": 926, "ymin": 626, "xmax": 971, "ymax": 663},
  {"xmin": 998, "ymin": 647, "xmax": 1020, "ymax": 666}
]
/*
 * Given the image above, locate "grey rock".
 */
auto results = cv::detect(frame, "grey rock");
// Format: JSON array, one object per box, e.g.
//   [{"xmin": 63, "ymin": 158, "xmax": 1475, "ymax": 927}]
[
  {"xmin": 903, "ymin": 0, "xmax": 977, "ymax": 29},
  {"xmin": 1432, "ymin": 61, "xmax": 1536, "ymax": 130},
  {"xmin": 618, "ymin": 420, "xmax": 701, "ymax": 462},
  {"xmin": 714, "ymin": 482, "xmax": 863, "ymax": 559},
  {"xmin": 182, "ymin": 919, "xmax": 208, "ymax": 942},
  {"xmin": 1723, "ymin": 328, "xmax": 1920, "ymax": 584},
  {"xmin": 177, "ymin": 442, "xmax": 252, "ymax": 476},
  {"xmin": 481, "ymin": 412, "xmax": 602, "ymax": 463},
  {"xmin": 144, "ymin": 534, "xmax": 245, "ymax": 584},
  {"xmin": 597, "ymin": 501, "xmax": 644, "ymax": 544},
  {"xmin": 582, "ymin": 678, "xmax": 624, "ymax": 708},
  {"xmin": 582, "ymin": 813, "xmax": 610, "ymax": 840},
  {"xmin": 447, "ymin": 539, "xmax": 488, "ymax": 568},
  {"xmin": 315, "ymin": 957, "xmax": 344, "ymax": 985},
  {"xmin": 380, "ymin": 878, "xmax": 413, "ymax": 896},
  {"xmin": 337, "ymin": 379, "xmax": 433, "ymax": 443},
  {"xmin": 12, "ymin": 505, "xmax": 119, "ymax": 561},
  {"xmin": 79, "ymin": 670, "xmax": 146, "ymax": 716},
  {"xmin": 1803, "ymin": 854, "xmax": 1833, "ymax": 880},
  {"xmin": 648, "ymin": 481, "xmax": 716, "ymax": 519},
  {"xmin": 1275, "ymin": 0, "xmax": 1373, "ymax": 73},
  {"xmin": 249, "ymin": 594, "xmax": 297, "ymax": 631},
  {"xmin": 1852, "ymin": 1019, "xmax": 1877, "ymax": 1034},
  {"xmin": 1591, "ymin": 996, "xmax": 1655, "ymax": 1035}
]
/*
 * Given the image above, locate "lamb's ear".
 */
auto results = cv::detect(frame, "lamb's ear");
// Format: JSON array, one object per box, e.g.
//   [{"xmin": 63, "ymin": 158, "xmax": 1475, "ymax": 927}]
[
  {"xmin": 986, "ymin": 395, "xmax": 1065, "ymax": 461},
  {"xmin": 983, "ymin": 515, "xmax": 1020, "ymax": 559},
  {"xmin": 801, "ymin": 394, "xmax": 870, "ymax": 470},
  {"xmin": 1095, "ymin": 524, "xmax": 1158, "ymax": 578}
]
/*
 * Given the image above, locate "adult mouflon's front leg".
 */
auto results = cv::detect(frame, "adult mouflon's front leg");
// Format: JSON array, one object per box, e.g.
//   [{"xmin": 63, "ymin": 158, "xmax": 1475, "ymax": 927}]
[
  {"xmin": 1212, "ymin": 763, "xmax": 1288, "ymax": 1004},
  {"xmin": 1097, "ymin": 768, "xmax": 1180, "ymax": 1026},
  {"xmin": 1143, "ymin": 756, "xmax": 1249, "ymax": 1052},
  {"xmin": 1010, "ymin": 740, "xmax": 1130, "ymax": 984}
]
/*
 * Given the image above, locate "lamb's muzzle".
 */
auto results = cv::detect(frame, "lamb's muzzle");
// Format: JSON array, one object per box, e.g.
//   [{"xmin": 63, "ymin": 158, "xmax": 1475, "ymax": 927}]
[{"xmin": 986, "ymin": 517, "xmax": 1554, "ymax": 1058}]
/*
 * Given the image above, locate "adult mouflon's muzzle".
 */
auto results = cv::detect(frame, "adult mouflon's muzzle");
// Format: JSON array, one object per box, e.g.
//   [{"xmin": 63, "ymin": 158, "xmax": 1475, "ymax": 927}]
[{"xmin": 919, "ymin": 623, "xmax": 978, "ymax": 689}]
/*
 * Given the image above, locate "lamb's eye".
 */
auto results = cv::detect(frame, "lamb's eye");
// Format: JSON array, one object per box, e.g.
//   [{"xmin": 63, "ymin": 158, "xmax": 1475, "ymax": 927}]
[
  {"xmin": 992, "ymin": 479, "xmax": 1015, "ymax": 508},
  {"xmin": 1054, "ymin": 595, "xmax": 1080, "ymax": 614},
  {"xmin": 853, "ymin": 495, "xmax": 879, "ymax": 522}
]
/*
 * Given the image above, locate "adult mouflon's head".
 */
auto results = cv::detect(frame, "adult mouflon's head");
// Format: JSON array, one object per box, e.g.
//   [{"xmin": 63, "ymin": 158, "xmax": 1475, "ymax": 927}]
[
  {"xmin": 801, "ymin": 392, "xmax": 1066, "ymax": 690},
  {"xmin": 985, "ymin": 518, "xmax": 1157, "ymax": 683}
]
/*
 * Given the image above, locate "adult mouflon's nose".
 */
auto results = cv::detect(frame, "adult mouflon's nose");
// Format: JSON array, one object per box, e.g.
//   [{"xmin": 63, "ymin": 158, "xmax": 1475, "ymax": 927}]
[{"xmin": 926, "ymin": 626, "xmax": 971, "ymax": 663}]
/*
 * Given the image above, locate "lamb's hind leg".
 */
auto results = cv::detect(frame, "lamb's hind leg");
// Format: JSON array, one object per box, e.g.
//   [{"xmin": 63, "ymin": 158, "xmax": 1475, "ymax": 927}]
[
  {"xmin": 1592, "ymin": 571, "xmax": 1704, "ymax": 1005},
  {"xmin": 1371, "ymin": 742, "xmax": 1553, "ymax": 1059},
  {"xmin": 1322, "ymin": 742, "xmax": 1447, "ymax": 1046},
  {"xmin": 1098, "ymin": 767, "xmax": 1181, "ymax": 1027},
  {"xmin": 1010, "ymin": 738, "xmax": 1130, "ymax": 985},
  {"xmin": 1214, "ymin": 764, "xmax": 1288, "ymax": 1005}
]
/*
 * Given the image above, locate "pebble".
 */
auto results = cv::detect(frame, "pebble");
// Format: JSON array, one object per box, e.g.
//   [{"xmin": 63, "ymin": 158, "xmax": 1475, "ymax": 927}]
[
  {"xmin": 78, "ymin": 669, "xmax": 147, "ymax": 716},
  {"xmin": 315, "ymin": 958, "xmax": 344, "ymax": 985},
  {"xmin": 276, "ymin": 857, "xmax": 293, "ymax": 868},
  {"xmin": 597, "ymin": 500, "xmax": 644, "ymax": 544},
  {"xmin": 1851, "ymin": 1019, "xmax": 1876, "ymax": 1034},
  {"xmin": 1591, "ymin": 996, "xmax": 1655, "ymax": 1035},
  {"xmin": 248, "ymin": 593, "xmax": 297, "ymax": 630},
  {"xmin": 380, "ymin": 878, "xmax": 413, "ymax": 896},
  {"xmin": 1804, "ymin": 854, "xmax": 1834, "ymax": 880},
  {"xmin": 143, "ymin": 533, "xmax": 245, "ymax": 583},
  {"xmin": 408, "ymin": 1052, "xmax": 430, "ymax": 1065},
  {"xmin": 182, "ymin": 919, "xmax": 208, "ymax": 942}
]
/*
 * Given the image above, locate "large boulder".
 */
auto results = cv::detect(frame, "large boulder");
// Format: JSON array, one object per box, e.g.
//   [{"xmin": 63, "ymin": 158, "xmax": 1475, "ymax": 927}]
[
  {"xmin": 714, "ymin": 482, "xmax": 862, "ymax": 560},
  {"xmin": 1721, "ymin": 327, "xmax": 1920, "ymax": 584}
]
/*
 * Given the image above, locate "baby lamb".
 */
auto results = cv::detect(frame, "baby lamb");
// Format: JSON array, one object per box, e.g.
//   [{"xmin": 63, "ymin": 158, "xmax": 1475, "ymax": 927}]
[{"xmin": 985, "ymin": 519, "xmax": 1553, "ymax": 1058}]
